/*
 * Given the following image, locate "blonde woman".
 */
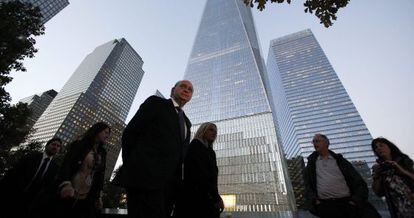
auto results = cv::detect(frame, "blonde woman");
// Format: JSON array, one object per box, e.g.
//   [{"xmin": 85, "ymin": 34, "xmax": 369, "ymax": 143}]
[{"xmin": 175, "ymin": 122, "xmax": 224, "ymax": 218}]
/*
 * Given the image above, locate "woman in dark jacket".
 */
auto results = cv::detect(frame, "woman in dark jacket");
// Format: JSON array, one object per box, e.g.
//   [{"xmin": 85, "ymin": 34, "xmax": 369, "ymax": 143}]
[
  {"xmin": 175, "ymin": 122, "xmax": 224, "ymax": 218},
  {"xmin": 57, "ymin": 122, "xmax": 111, "ymax": 218},
  {"xmin": 371, "ymin": 137, "xmax": 414, "ymax": 218}
]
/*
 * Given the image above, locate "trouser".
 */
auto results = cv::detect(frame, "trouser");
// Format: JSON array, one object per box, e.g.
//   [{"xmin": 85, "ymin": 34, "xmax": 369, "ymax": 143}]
[
  {"xmin": 316, "ymin": 197, "xmax": 359, "ymax": 218},
  {"xmin": 58, "ymin": 197, "xmax": 96, "ymax": 218},
  {"xmin": 126, "ymin": 178, "xmax": 180, "ymax": 218}
]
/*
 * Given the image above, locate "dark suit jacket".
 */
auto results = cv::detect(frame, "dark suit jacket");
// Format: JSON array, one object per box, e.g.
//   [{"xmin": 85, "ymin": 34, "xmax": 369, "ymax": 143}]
[
  {"xmin": 2, "ymin": 151, "xmax": 59, "ymax": 194},
  {"xmin": 0, "ymin": 151, "xmax": 59, "ymax": 216},
  {"xmin": 56, "ymin": 140, "xmax": 107, "ymax": 201},
  {"xmin": 121, "ymin": 96, "xmax": 191, "ymax": 189}
]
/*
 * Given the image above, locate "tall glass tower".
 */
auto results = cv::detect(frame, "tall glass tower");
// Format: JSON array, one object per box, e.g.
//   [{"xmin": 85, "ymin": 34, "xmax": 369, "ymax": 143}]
[
  {"xmin": 27, "ymin": 38, "xmax": 144, "ymax": 179},
  {"xmin": 0, "ymin": 0, "xmax": 69, "ymax": 24},
  {"xmin": 19, "ymin": 89, "xmax": 58, "ymax": 130},
  {"xmin": 183, "ymin": 0, "xmax": 295, "ymax": 216},
  {"xmin": 266, "ymin": 29, "xmax": 378, "ymax": 208}
]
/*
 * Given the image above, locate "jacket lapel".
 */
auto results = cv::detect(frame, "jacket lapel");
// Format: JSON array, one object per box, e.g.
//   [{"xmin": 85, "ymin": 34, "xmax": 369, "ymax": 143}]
[{"xmin": 166, "ymin": 99, "xmax": 183, "ymax": 144}]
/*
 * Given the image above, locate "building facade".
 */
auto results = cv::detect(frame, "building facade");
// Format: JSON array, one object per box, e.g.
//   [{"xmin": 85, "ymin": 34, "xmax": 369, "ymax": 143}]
[
  {"xmin": 0, "ymin": 0, "xmax": 69, "ymax": 24},
  {"xmin": 266, "ymin": 29, "xmax": 378, "ymax": 208},
  {"xmin": 183, "ymin": 0, "xmax": 296, "ymax": 216},
  {"xmin": 19, "ymin": 89, "xmax": 58, "ymax": 130},
  {"xmin": 27, "ymin": 38, "xmax": 144, "ymax": 179}
]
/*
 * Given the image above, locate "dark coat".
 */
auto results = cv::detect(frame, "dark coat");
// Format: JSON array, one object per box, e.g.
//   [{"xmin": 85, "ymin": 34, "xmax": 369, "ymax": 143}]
[
  {"xmin": 121, "ymin": 96, "xmax": 191, "ymax": 189},
  {"xmin": 57, "ymin": 140, "xmax": 107, "ymax": 201},
  {"xmin": 0, "ymin": 151, "xmax": 59, "ymax": 217},
  {"xmin": 175, "ymin": 139, "xmax": 221, "ymax": 218},
  {"xmin": 5, "ymin": 152, "xmax": 59, "ymax": 193},
  {"xmin": 303, "ymin": 150, "xmax": 369, "ymax": 213}
]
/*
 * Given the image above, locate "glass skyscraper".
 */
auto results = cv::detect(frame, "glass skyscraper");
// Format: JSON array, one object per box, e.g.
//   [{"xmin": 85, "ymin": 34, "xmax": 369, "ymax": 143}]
[
  {"xmin": 183, "ymin": 0, "xmax": 295, "ymax": 216},
  {"xmin": 27, "ymin": 38, "xmax": 144, "ymax": 179},
  {"xmin": 19, "ymin": 89, "xmax": 58, "ymax": 130},
  {"xmin": 266, "ymin": 29, "xmax": 378, "ymax": 208},
  {"xmin": 0, "ymin": 0, "xmax": 69, "ymax": 24}
]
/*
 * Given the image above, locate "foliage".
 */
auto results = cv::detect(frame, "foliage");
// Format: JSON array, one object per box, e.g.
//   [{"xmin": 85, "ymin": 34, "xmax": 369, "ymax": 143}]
[
  {"xmin": 244, "ymin": 0, "xmax": 350, "ymax": 27},
  {"xmin": 0, "ymin": 141, "xmax": 42, "ymax": 178}
]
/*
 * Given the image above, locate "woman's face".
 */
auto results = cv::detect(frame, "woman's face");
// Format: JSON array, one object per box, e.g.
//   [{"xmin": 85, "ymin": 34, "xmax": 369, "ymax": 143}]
[
  {"xmin": 97, "ymin": 128, "xmax": 111, "ymax": 143},
  {"xmin": 204, "ymin": 125, "xmax": 217, "ymax": 143},
  {"xmin": 374, "ymin": 142, "xmax": 391, "ymax": 158}
]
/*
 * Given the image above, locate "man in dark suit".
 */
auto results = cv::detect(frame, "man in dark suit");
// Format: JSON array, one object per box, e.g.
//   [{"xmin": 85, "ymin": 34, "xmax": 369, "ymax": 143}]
[
  {"xmin": 0, "ymin": 137, "xmax": 62, "ymax": 218},
  {"xmin": 121, "ymin": 80, "xmax": 194, "ymax": 218}
]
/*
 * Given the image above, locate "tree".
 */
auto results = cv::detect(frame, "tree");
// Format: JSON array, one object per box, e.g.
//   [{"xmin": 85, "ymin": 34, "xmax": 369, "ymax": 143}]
[
  {"xmin": 0, "ymin": 141, "xmax": 42, "ymax": 178},
  {"xmin": 244, "ymin": 0, "xmax": 350, "ymax": 27},
  {"xmin": 0, "ymin": 102, "xmax": 32, "ymax": 150},
  {"xmin": 0, "ymin": 1, "xmax": 44, "ymax": 152},
  {"xmin": 0, "ymin": 1, "xmax": 45, "ymax": 81}
]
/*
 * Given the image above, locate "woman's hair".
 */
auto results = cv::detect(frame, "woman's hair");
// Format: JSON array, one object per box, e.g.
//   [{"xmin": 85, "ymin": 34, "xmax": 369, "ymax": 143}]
[
  {"xmin": 80, "ymin": 122, "xmax": 111, "ymax": 150},
  {"xmin": 371, "ymin": 137, "xmax": 412, "ymax": 164},
  {"xmin": 194, "ymin": 122, "xmax": 217, "ymax": 148}
]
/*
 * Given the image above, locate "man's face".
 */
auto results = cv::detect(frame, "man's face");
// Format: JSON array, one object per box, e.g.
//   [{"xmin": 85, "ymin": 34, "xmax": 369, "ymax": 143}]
[
  {"xmin": 45, "ymin": 140, "xmax": 61, "ymax": 156},
  {"xmin": 312, "ymin": 134, "xmax": 328, "ymax": 153},
  {"xmin": 172, "ymin": 80, "xmax": 193, "ymax": 106}
]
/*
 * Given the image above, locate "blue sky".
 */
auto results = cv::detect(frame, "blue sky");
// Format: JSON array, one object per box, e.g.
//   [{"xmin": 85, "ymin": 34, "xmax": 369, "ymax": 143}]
[{"xmin": 7, "ymin": 0, "xmax": 414, "ymax": 161}]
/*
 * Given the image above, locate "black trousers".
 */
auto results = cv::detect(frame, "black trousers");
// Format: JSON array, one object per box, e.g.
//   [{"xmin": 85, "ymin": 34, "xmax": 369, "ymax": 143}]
[
  {"xmin": 127, "ymin": 187, "xmax": 180, "ymax": 218},
  {"xmin": 316, "ymin": 198, "xmax": 359, "ymax": 218},
  {"xmin": 57, "ymin": 197, "xmax": 97, "ymax": 218},
  {"xmin": 127, "ymin": 178, "xmax": 179, "ymax": 218}
]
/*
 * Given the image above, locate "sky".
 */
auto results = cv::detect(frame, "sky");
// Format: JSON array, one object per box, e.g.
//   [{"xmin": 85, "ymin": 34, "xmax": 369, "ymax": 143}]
[{"xmin": 7, "ymin": 0, "xmax": 414, "ymax": 165}]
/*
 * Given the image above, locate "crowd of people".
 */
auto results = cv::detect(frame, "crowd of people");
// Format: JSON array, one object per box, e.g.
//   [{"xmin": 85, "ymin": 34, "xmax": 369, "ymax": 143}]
[{"xmin": 0, "ymin": 80, "xmax": 412, "ymax": 218}]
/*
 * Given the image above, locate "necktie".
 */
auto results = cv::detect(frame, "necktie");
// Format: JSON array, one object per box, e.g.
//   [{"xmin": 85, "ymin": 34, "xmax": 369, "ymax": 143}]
[
  {"xmin": 33, "ymin": 157, "xmax": 50, "ymax": 184},
  {"xmin": 176, "ymin": 107, "xmax": 185, "ymax": 141}
]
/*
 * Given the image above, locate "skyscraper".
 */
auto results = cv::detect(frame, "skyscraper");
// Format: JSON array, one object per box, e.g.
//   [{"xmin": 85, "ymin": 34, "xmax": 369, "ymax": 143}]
[
  {"xmin": 0, "ymin": 0, "xmax": 69, "ymax": 24},
  {"xmin": 27, "ymin": 38, "xmax": 144, "ymax": 179},
  {"xmin": 266, "ymin": 29, "xmax": 377, "ymax": 207},
  {"xmin": 183, "ymin": 0, "xmax": 295, "ymax": 216},
  {"xmin": 19, "ymin": 89, "xmax": 57, "ymax": 130}
]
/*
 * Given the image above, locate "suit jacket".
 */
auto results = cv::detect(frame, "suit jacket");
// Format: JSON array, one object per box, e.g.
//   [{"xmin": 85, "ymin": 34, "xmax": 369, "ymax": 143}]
[
  {"xmin": 56, "ymin": 140, "xmax": 107, "ymax": 201},
  {"xmin": 121, "ymin": 96, "xmax": 191, "ymax": 189},
  {"xmin": 0, "ymin": 151, "xmax": 59, "ymax": 217},
  {"xmin": 3, "ymin": 151, "xmax": 59, "ymax": 194}
]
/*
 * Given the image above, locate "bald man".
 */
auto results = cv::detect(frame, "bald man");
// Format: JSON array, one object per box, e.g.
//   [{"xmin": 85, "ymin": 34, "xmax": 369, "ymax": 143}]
[{"xmin": 121, "ymin": 80, "xmax": 194, "ymax": 218}]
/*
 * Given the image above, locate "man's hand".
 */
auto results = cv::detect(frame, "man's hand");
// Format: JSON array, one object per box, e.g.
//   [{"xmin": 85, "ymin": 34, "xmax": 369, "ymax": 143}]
[
  {"xmin": 96, "ymin": 197, "xmax": 103, "ymax": 210},
  {"xmin": 60, "ymin": 184, "xmax": 75, "ymax": 199}
]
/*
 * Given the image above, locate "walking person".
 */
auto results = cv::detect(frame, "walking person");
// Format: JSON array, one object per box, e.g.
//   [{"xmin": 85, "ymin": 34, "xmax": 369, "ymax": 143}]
[
  {"xmin": 121, "ymin": 80, "xmax": 193, "ymax": 218},
  {"xmin": 304, "ymin": 133, "xmax": 380, "ymax": 218},
  {"xmin": 371, "ymin": 137, "xmax": 414, "ymax": 218},
  {"xmin": 56, "ymin": 122, "xmax": 110, "ymax": 218},
  {"xmin": 174, "ymin": 122, "xmax": 224, "ymax": 218},
  {"xmin": 0, "ymin": 138, "xmax": 62, "ymax": 218}
]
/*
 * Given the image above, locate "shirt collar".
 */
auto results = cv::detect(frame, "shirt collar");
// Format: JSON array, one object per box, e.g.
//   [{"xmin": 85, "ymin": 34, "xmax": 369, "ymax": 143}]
[
  {"xmin": 171, "ymin": 98, "xmax": 180, "ymax": 108},
  {"xmin": 317, "ymin": 154, "xmax": 332, "ymax": 160},
  {"xmin": 43, "ymin": 152, "xmax": 53, "ymax": 161}
]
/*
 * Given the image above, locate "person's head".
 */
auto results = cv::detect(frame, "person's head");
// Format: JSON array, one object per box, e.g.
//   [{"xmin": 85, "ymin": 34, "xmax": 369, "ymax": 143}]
[
  {"xmin": 312, "ymin": 133, "xmax": 330, "ymax": 154},
  {"xmin": 170, "ymin": 80, "xmax": 193, "ymax": 107},
  {"xmin": 371, "ymin": 137, "xmax": 407, "ymax": 161},
  {"xmin": 81, "ymin": 122, "xmax": 111, "ymax": 148},
  {"xmin": 44, "ymin": 138, "xmax": 62, "ymax": 156},
  {"xmin": 194, "ymin": 122, "xmax": 217, "ymax": 147}
]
